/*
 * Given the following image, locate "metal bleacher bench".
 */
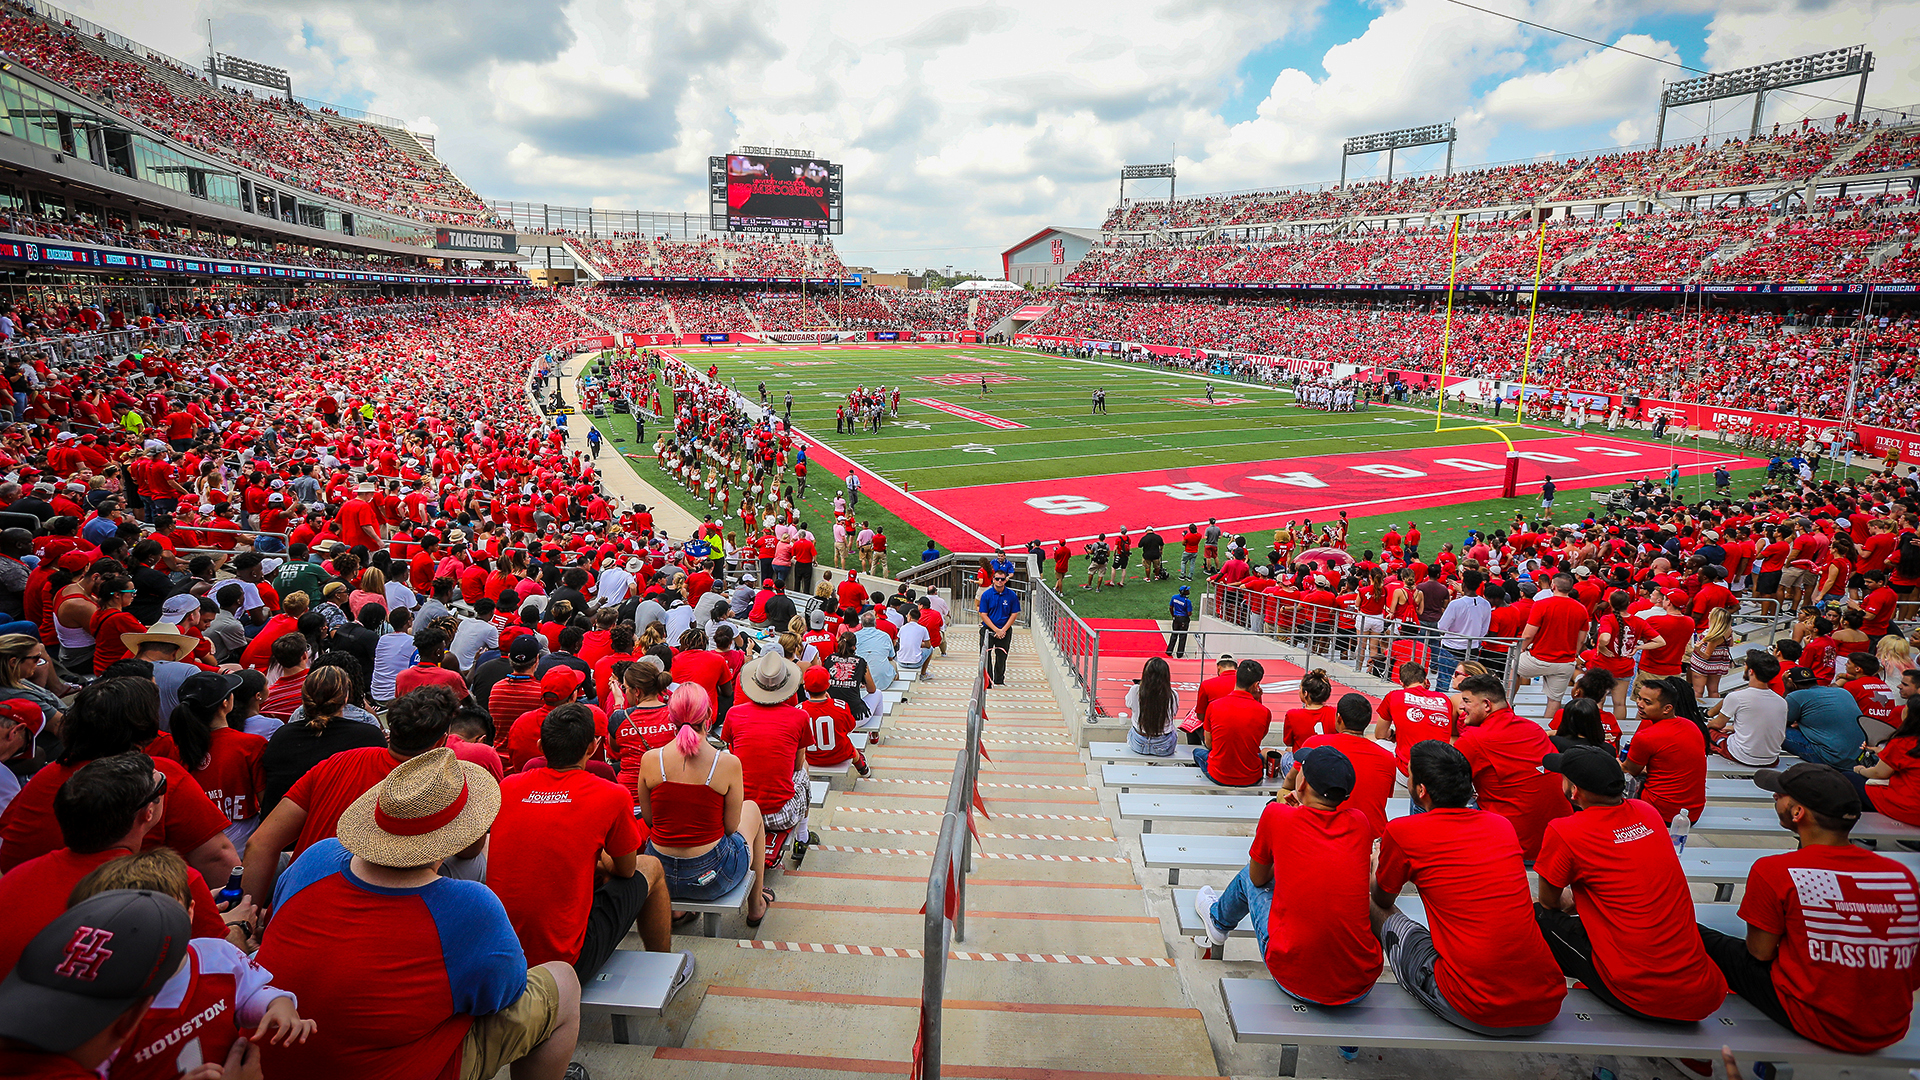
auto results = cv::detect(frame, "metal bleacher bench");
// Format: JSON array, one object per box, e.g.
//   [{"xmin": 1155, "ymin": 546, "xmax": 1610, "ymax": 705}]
[
  {"xmin": 670, "ymin": 780, "xmax": 827, "ymax": 937},
  {"xmin": 1216, "ymin": 900, "xmax": 1920, "ymax": 1075},
  {"xmin": 807, "ymin": 732, "xmax": 870, "ymax": 790},
  {"xmin": 1140, "ymin": 831, "xmax": 1920, "ymax": 892},
  {"xmin": 1177, "ymin": 892, "xmax": 1747, "ymax": 942},
  {"xmin": 1221, "ymin": 979, "xmax": 1920, "ymax": 1076},
  {"xmin": 579, "ymin": 950, "xmax": 692, "ymax": 1044},
  {"xmin": 1102, "ymin": 764, "xmax": 1283, "ymax": 795}
]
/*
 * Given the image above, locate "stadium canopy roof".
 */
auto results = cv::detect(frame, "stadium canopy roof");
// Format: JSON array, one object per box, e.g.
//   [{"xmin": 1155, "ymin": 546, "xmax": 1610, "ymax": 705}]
[{"xmin": 952, "ymin": 279, "xmax": 1023, "ymax": 292}]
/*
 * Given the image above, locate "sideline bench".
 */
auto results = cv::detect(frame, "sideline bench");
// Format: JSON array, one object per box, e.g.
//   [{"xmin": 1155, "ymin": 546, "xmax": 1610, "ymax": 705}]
[
  {"xmin": 579, "ymin": 949, "xmax": 692, "ymax": 1044},
  {"xmin": 1220, "ymin": 979, "xmax": 1920, "ymax": 1076}
]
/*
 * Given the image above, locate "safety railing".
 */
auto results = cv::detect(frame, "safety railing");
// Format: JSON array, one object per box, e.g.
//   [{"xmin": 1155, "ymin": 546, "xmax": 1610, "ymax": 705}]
[
  {"xmin": 917, "ymin": 647, "xmax": 992, "ymax": 1080},
  {"xmin": 1202, "ymin": 586, "xmax": 1527, "ymax": 700},
  {"xmin": 897, "ymin": 551, "xmax": 1035, "ymax": 630},
  {"xmin": 1029, "ymin": 572, "xmax": 1100, "ymax": 724}
]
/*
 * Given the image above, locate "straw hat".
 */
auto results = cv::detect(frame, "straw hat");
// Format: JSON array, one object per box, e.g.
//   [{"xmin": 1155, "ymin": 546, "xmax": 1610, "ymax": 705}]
[
  {"xmin": 740, "ymin": 649, "xmax": 802, "ymax": 705},
  {"xmin": 336, "ymin": 748, "xmax": 500, "ymax": 868},
  {"xmin": 119, "ymin": 621, "xmax": 199, "ymax": 656}
]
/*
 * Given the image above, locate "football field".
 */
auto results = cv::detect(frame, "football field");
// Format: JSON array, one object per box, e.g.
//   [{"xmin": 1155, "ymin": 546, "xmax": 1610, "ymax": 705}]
[{"xmin": 648, "ymin": 343, "xmax": 1760, "ymax": 551}]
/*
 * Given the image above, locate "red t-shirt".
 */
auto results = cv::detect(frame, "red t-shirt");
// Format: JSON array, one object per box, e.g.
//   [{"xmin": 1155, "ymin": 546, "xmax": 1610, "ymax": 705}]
[
  {"xmin": 0, "ymin": 1046, "xmax": 97, "ymax": 1077},
  {"xmin": 722, "ymin": 702, "xmax": 810, "ymax": 811},
  {"xmin": 191, "ymin": 726, "xmax": 268, "ymax": 826},
  {"xmin": 1739, "ymin": 843, "xmax": 1920, "ymax": 1052},
  {"xmin": 670, "ymin": 650, "xmax": 733, "ymax": 719},
  {"xmin": 0, "ymin": 756, "xmax": 230, "ymax": 872},
  {"xmin": 802, "ymin": 696, "xmax": 860, "ymax": 767},
  {"xmin": 1846, "ymin": 676, "xmax": 1902, "ymax": 731},
  {"xmin": 1625, "ymin": 715, "xmax": 1708, "ymax": 824},
  {"xmin": 1534, "ymin": 799, "xmax": 1727, "ymax": 1020},
  {"xmin": 486, "ymin": 676, "xmax": 546, "ymax": 745},
  {"xmin": 0, "ymin": 846, "xmax": 228, "ymax": 974},
  {"xmin": 610, "ymin": 702, "xmax": 674, "ymax": 797},
  {"xmin": 1524, "ymin": 595, "xmax": 1589, "ymax": 664},
  {"xmin": 1248, "ymin": 802, "xmax": 1382, "ymax": 1003},
  {"xmin": 488, "ymin": 767, "xmax": 641, "ymax": 966},
  {"xmin": 1193, "ymin": 671, "xmax": 1238, "ymax": 726},
  {"xmin": 1281, "ymin": 705, "xmax": 1337, "ymax": 749},
  {"xmin": 393, "ymin": 662, "xmax": 469, "ymax": 701},
  {"xmin": 1375, "ymin": 808, "xmax": 1567, "ymax": 1028},
  {"xmin": 282, "ymin": 746, "xmax": 403, "ymax": 857},
  {"xmin": 1638, "ymin": 613, "xmax": 1698, "ymax": 676},
  {"xmin": 1452, "ymin": 708, "xmax": 1571, "ymax": 860},
  {"xmin": 1294, "ymin": 732, "xmax": 1398, "ymax": 837},
  {"xmin": 1202, "ymin": 689, "xmax": 1272, "ymax": 786},
  {"xmin": 1378, "ymin": 686, "xmax": 1454, "ymax": 775}
]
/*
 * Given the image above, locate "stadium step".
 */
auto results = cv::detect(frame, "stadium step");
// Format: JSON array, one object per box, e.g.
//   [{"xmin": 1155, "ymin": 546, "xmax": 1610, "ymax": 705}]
[{"xmin": 579, "ymin": 628, "xmax": 1220, "ymax": 1078}]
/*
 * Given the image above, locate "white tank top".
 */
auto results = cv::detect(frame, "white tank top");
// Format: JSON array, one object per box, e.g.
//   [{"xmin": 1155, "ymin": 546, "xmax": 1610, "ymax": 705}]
[{"xmin": 55, "ymin": 597, "xmax": 95, "ymax": 649}]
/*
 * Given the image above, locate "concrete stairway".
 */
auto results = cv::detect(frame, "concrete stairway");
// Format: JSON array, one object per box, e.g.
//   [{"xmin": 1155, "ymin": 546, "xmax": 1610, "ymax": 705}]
[{"xmin": 561, "ymin": 630, "xmax": 1220, "ymax": 1078}]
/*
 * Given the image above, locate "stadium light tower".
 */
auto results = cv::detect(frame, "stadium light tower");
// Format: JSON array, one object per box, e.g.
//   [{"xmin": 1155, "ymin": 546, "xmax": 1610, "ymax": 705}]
[
  {"xmin": 1340, "ymin": 123, "xmax": 1455, "ymax": 188},
  {"xmin": 1655, "ymin": 45, "xmax": 1873, "ymax": 148},
  {"xmin": 1118, "ymin": 163, "xmax": 1176, "ymax": 226}
]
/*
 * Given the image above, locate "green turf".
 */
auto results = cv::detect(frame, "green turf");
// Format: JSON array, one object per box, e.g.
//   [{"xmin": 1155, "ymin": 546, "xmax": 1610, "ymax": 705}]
[{"xmin": 579, "ymin": 343, "xmax": 1857, "ymax": 622}]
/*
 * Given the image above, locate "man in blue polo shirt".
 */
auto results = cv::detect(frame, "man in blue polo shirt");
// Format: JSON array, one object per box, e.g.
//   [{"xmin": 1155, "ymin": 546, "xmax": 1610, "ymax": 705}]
[
  {"xmin": 1167, "ymin": 585, "xmax": 1193, "ymax": 658},
  {"xmin": 978, "ymin": 570, "xmax": 1021, "ymax": 686},
  {"xmin": 989, "ymin": 549, "xmax": 1017, "ymax": 578}
]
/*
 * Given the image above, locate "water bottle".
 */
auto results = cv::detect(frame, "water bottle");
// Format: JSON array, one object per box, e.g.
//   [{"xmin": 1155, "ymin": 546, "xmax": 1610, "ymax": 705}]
[
  {"xmin": 216, "ymin": 866, "xmax": 244, "ymax": 910},
  {"xmin": 1670, "ymin": 812, "xmax": 1690, "ymax": 855}
]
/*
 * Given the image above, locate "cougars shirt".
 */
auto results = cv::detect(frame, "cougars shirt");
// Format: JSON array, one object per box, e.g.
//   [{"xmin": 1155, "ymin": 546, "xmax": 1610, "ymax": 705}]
[
  {"xmin": 1376, "ymin": 808, "xmax": 1567, "ymax": 1029},
  {"xmin": 1377, "ymin": 685, "xmax": 1453, "ymax": 775},
  {"xmin": 113, "ymin": 938, "xmax": 289, "ymax": 1080},
  {"xmin": 1248, "ymin": 802, "xmax": 1382, "ymax": 1004},
  {"xmin": 1534, "ymin": 799, "xmax": 1726, "ymax": 1021},
  {"xmin": 259, "ymin": 840, "xmax": 529, "ymax": 1080},
  {"xmin": 1739, "ymin": 844, "xmax": 1920, "ymax": 1052},
  {"xmin": 488, "ymin": 767, "xmax": 642, "ymax": 966}
]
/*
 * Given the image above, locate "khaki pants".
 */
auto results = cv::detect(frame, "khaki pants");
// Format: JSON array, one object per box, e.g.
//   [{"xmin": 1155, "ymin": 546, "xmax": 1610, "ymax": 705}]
[
  {"xmin": 460, "ymin": 965, "xmax": 561, "ymax": 1080},
  {"xmin": 1513, "ymin": 651, "xmax": 1576, "ymax": 704}
]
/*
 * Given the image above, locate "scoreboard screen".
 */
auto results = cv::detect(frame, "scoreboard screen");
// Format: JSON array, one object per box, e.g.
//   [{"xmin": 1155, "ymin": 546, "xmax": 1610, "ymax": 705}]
[{"xmin": 710, "ymin": 154, "xmax": 843, "ymax": 234}]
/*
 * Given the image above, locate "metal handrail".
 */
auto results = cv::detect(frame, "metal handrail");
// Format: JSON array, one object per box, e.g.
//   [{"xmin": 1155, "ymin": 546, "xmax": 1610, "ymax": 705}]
[
  {"xmin": 1028, "ymin": 570, "xmax": 1100, "ymax": 724},
  {"xmin": 918, "ymin": 647, "xmax": 991, "ymax": 1080}
]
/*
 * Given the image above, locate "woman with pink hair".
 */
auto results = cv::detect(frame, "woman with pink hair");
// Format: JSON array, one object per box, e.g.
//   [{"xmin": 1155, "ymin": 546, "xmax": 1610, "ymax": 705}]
[{"xmin": 634, "ymin": 682, "xmax": 773, "ymax": 925}]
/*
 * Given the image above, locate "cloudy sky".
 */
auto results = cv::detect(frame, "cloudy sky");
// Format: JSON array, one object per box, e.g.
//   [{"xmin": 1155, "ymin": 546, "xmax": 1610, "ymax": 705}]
[{"xmin": 65, "ymin": 0, "xmax": 1920, "ymax": 274}]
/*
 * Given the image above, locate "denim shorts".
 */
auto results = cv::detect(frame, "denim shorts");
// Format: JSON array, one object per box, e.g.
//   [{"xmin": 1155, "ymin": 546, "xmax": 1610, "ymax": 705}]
[{"xmin": 645, "ymin": 831, "xmax": 750, "ymax": 901}]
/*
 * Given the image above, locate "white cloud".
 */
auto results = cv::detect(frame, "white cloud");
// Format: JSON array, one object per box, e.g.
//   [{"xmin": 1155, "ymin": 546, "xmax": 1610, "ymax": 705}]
[{"xmin": 39, "ymin": 0, "xmax": 1920, "ymax": 274}]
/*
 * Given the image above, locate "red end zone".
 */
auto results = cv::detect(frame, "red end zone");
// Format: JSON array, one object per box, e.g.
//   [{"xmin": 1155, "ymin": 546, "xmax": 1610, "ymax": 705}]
[{"xmin": 914, "ymin": 434, "xmax": 1761, "ymax": 545}]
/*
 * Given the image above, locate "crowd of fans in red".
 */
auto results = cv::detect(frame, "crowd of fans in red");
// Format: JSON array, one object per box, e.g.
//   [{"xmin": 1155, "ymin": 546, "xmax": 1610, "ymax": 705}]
[
  {"xmin": 0, "ymin": 208, "xmax": 522, "ymax": 279},
  {"xmin": 1024, "ymin": 298, "xmax": 1920, "ymax": 427},
  {"xmin": 0, "ymin": 5, "xmax": 495, "ymax": 226},
  {"xmin": 1070, "ymin": 204, "xmax": 1918, "ymax": 286},
  {"xmin": 1101, "ymin": 120, "xmax": 1913, "ymax": 233},
  {"xmin": 563, "ymin": 282, "xmax": 1029, "ymax": 337},
  {"xmin": 569, "ymin": 235, "xmax": 847, "ymax": 280}
]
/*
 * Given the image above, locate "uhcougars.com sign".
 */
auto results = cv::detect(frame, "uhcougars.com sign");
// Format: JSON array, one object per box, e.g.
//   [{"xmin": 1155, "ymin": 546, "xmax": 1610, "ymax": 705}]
[{"xmin": 434, "ymin": 228, "xmax": 517, "ymax": 255}]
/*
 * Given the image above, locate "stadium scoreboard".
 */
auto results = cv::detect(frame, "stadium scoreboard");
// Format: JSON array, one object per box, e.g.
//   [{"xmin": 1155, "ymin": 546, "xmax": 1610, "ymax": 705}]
[{"xmin": 710, "ymin": 149, "xmax": 843, "ymax": 235}]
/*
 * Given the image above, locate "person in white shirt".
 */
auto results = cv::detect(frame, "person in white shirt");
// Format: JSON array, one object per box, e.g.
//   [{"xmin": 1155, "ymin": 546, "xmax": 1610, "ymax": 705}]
[
  {"xmin": 1432, "ymin": 569, "xmax": 1493, "ymax": 687},
  {"xmin": 1708, "ymin": 651, "xmax": 1789, "ymax": 766},
  {"xmin": 663, "ymin": 597, "xmax": 695, "ymax": 645},
  {"xmin": 596, "ymin": 557, "xmax": 638, "ymax": 606},
  {"xmin": 896, "ymin": 605, "xmax": 931, "ymax": 676},
  {"xmin": 924, "ymin": 586, "xmax": 950, "ymax": 619},
  {"xmin": 448, "ymin": 603, "xmax": 501, "ymax": 671}
]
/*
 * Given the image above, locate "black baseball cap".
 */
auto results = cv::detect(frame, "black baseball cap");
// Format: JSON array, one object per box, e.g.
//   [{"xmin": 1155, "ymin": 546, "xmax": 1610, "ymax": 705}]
[
  {"xmin": 0, "ymin": 889, "xmax": 189, "ymax": 1052},
  {"xmin": 508, "ymin": 634, "xmax": 543, "ymax": 663},
  {"xmin": 1298, "ymin": 746, "xmax": 1354, "ymax": 804},
  {"xmin": 1754, "ymin": 762, "xmax": 1862, "ymax": 820},
  {"xmin": 1543, "ymin": 745, "xmax": 1625, "ymax": 798}
]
